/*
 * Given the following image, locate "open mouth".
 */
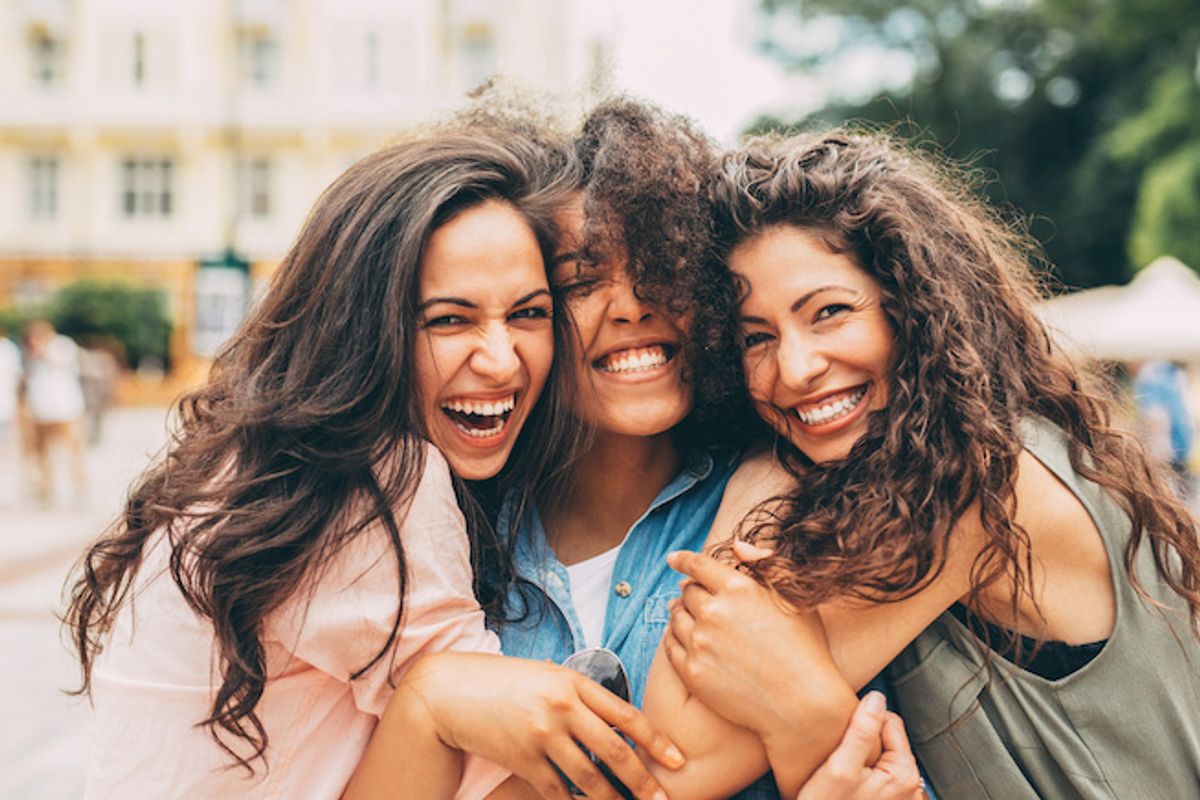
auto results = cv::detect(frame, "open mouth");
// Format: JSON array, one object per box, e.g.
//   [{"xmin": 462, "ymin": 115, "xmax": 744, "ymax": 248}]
[
  {"xmin": 593, "ymin": 344, "xmax": 678, "ymax": 375},
  {"xmin": 793, "ymin": 384, "xmax": 869, "ymax": 427},
  {"xmin": 440, "ymin": 393, "xmax": 517, "ymax": 439}
]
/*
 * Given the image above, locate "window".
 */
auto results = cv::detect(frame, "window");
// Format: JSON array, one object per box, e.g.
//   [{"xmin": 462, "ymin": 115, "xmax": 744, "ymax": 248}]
[
  {"xmin": 30, "ymin": 30, "xmax": 66, "ymax": 87},
  {"xmin": 120, "ymin": 157, "xmax": 175, "ymax": 219},
  {"xmin": 236, "ymin": 157, "xmax": 272, "ymax": 219},
  {"xmin": 238, "ymin": 28, "xmax": 279, "ymax": 88},
  {"xmin": 131, "ymin": 31, "xmax": 146, "ymax": 86},
  {"xmin": 28, "ymin": 156, "xmax": 59, "ymax": 220}
]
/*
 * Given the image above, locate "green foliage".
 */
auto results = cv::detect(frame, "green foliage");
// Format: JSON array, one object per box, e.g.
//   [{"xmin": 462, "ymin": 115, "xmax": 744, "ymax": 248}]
[
  {"xmin": 753, "ymin": 0, "xmax": 1200, "ymax": 288},
  {"xmin": 48, "ymin": 280, "xmax": 172, "ymax": 369},
  {"xmin": 1129, "ymin": 142, "xmax": 1200, "ymax": 268}
]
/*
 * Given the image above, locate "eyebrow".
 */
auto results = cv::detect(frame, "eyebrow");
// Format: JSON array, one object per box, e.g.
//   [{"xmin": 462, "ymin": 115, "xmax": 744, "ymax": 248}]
[
  {"xmin": 551, "ymin": 250, "xmax": 585, "ymax": 266},
  {"xmin": 738, "ymin": 284, "xmax": 851, "ymax": 323},
  {"xmin": 418, "ymin": 288, "xmax": 550, "ymax": 312}
]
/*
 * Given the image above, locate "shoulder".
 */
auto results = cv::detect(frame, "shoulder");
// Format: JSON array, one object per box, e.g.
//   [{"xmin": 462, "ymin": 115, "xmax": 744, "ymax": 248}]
[
  {"xmin": 706, "ymin": 448, "xmax": 795, "ymax": 548},
  {"xmin": 402, "ymin": 441, "xmax": 467, "ymax": 540}
]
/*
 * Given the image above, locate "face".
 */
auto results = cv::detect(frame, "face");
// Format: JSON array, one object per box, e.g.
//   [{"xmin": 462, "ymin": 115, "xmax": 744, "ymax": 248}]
[
  {"xmin": 414, "ymin": 199, "xmax": 555, "ymax": 480},
  {"xmin": 550, "ymin": 195, "xmax": 691, "ymax": 437},
  {"xmin": 732, "ymin": 225, "xmax": 894, "ymax": 463}
]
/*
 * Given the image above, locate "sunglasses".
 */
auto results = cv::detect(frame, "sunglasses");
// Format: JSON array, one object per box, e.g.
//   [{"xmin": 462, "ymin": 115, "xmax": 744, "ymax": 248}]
[{"xmin": 559, "ymin": 647, "xmax": 635, "ymax": 799}]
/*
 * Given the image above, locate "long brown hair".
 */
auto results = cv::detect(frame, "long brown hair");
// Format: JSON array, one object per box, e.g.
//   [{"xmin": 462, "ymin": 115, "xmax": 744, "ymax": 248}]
[
  {"xmin": 64, "ymin": 128, "xmax": 580, "ymax": 771},
  {"xmin": 708, "ymin": 130, "xmax": 1200, "ymax": 637}
]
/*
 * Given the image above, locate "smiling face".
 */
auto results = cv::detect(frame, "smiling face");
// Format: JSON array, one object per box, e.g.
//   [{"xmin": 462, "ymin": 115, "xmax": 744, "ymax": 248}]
[
  {"xmin": 732, "ymin": 225, "xmax": 894, "ymax": 463},
  {"xmin": 551, "ymin": 195, "xmax": 691, "ymax": 437},
  {"xmin": 414, "ymin": 199, "xmax": 555, "ymax": 480}
]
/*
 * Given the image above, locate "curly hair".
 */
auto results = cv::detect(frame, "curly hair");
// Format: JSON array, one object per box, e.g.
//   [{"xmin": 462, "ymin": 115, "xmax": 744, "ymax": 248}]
[
  {"xmin": 64, "ymin": 127, "xmax": 581, "ymax": 772},
  {"xmin": 570, "ymin": 97, "xmax": 749, "ymax": 443},
  {"xmin": 707, "ymin": 129, "xmax": 1200, "ymax": 639}
]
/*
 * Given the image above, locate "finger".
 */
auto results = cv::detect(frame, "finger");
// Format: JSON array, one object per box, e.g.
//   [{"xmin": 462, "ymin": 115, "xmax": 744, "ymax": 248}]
[
  {"xmin": 668, "ymin": 601, "xmax": 696, "ymax": 652},
  {"xmin": 663, "ymin": 627, "xmax": 688, "ymax": 676},
  {"xmin": 512, "ymin": 759, "xmax": 573, "ymax": 800},
  {"xmin": 732, "ymin": 539, "xmax": 774, "ymax": 563},
  {"xmin": 875, "ymin": 712, "xmax": 922, "ymax": 791},
  {"xmin": 575, "ymin": 677, "xmax": 685, "ymax": 771},
  {"xmin": 678, "ymin": 580, "xmax": 713, "ymax": 618},
  {"xmin": 822, "ymin": 691, "xmax": 887, "ymax": 774},
  {"xmin": 567, "ymin": 698, "xmax": 673, "ymax": 800},
  {"xmin": 667, "ymin": 550, "xmax": 744, "ymax": 593},
  {"xmin": 544, "ymin": 740, "xmax": 618, "ymax": 800}
]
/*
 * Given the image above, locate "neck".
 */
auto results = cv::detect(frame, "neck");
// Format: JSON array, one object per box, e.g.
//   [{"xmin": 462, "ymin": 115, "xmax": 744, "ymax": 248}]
[{"xmin": 543, "ymin": 430, "xmax": 682, "ymax": 566}]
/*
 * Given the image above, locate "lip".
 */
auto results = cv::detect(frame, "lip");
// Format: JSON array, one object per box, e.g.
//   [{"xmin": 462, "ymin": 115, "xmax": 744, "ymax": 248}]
[
  {"xmin": 437, "ymin": 389, "xmax": 524, "ymax": 450},
  {"xmin": 787, "ymin": 382, "xmax": 873, "ymax": 435},
  {"xmin": 590, "ymin": 338, "xmax": 681, "ymax": 384}
]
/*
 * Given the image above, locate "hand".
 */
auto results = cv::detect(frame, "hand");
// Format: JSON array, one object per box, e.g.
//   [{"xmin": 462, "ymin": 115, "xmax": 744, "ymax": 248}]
[
  {"xmin": 798, "ymin": 692, "xmax": 925, "ymax": 800},
  {"xmin": 401, "ymin": 652, "xmax": 684, "ymax": 800},
  {"xmin": 664, "ymin": 547, "xmax": 845, "ymax": 742}
]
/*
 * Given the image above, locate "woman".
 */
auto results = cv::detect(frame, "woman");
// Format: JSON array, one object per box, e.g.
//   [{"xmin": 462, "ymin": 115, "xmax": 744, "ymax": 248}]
[
  {"xmin": 64, "ymin": 125, "xmax": 682, "ymax": 799},
  {"xmin": 657, "ymin": 130, "xmax": 1200, "ymax": 799},
  {"xmin": 350, "ymin": 103, "xmax": 923, "ymax": 800}
]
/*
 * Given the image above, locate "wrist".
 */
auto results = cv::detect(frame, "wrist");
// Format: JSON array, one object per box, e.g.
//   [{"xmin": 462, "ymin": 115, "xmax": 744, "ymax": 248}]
[{"xmin": 758, "ymin": 671, "xmax": 858, "ymax": 757}]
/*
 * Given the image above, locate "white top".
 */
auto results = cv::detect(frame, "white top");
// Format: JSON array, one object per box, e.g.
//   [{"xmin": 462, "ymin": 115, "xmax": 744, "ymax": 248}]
[
  {"xmin": 0, "ymin": 337, "xmax": 19, "ymax": 424},
  {"xmin": 26, "ymin": 333, "xmax": 84, "ymax": 422},
  {"xmin": 86, "ymin": 445, "xmax": 509, "ymax": 800},
  {"xmin": 566, "ymin": 544, "xmax": 623, "ymax": 648}
]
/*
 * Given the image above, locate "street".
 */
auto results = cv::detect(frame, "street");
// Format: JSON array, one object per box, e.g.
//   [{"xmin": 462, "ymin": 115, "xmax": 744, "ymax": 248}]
[{"xmin": 0, "ymin": 406, "xmax": 172, "ymax": 799}]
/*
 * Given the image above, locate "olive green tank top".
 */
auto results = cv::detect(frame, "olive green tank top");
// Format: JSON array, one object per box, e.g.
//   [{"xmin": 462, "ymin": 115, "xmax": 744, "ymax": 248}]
[{"xmin": 886, "ymin": 419, "xmax": 1200, "ymax": 799}]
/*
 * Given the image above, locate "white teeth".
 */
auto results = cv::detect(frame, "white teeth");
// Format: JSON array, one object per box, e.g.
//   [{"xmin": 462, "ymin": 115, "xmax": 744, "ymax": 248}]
[
  {"xmin": 598, "ymin": 346, "xmax": 670, "ymax": 374},
  {"xmin": 794, "ymin": 386, "xmax": 868, "ymax": 426},
  {"xmin": 456, "ymin": 417, "xmax": 505, "ymax": 438},
  {"xmin": 440, "ymin": 394, "xmax": 516, "ymax": 417}
]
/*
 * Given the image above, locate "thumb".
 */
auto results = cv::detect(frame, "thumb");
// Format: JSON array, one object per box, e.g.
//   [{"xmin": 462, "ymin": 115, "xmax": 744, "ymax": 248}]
[
  {"xmin": 828, "ymin": 691, "xmax": 887, "ymax": 766},
  {"xmin": 732, "ymin": 539, "xmax": 774, "ymax": 564}
]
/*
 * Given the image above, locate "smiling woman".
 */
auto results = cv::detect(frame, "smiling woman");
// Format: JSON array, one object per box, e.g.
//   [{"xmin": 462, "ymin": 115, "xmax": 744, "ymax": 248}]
[{"xmin": 415, "ymin": 199, "xmax": 555, "ymax": 480}]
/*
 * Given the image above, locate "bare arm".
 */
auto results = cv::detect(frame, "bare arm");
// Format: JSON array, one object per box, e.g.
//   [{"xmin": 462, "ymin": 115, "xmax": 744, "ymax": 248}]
[{"xmin": 346, "ymin": 651, "xmax": 685, "ymax": 800}]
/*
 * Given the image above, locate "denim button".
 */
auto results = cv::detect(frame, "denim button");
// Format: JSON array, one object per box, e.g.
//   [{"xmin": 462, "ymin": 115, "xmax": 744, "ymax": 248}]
[{"xmin": 614, "ymin": 580, "xmax": 632, "ymax": 597}]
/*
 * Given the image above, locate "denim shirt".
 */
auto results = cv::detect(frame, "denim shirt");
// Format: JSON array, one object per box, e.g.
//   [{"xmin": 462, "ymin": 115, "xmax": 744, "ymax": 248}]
[{"xmin": 494, "ymin": 448, "xmax": 781, "ymax": 800}]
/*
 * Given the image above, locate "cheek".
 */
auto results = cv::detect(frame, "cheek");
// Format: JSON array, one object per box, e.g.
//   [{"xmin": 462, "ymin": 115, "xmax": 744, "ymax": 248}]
[
  {"xmin": 413, "ymin": 336, "xmax": 459, "ymax": 404},
  {"xmin": 743, "ymin": 352, "xmax": 775, "ymax": 402},
  {"xmin": 521, "ymin": 329, "xmax": 555, "ymax": 390}
]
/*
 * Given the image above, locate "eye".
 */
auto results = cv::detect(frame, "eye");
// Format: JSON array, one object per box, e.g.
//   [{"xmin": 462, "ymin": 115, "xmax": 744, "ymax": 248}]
[
  {"xmin": 815, "ymin": 303, "xmax": 852, "ymax": 322},
  {"xmin": 509, "ymin": 305, "xmax": 552, "ymax": 321},
  {"xmin": 555, "ymin": 278, "xmax": 599, "ymax": 299},
  {"xmin": 422, "ymin": 314, "xmax": 468, "ymax": 329},
  {"xmin": 742, "ymin": 330, "xmax": 774, "ymax": 349}
]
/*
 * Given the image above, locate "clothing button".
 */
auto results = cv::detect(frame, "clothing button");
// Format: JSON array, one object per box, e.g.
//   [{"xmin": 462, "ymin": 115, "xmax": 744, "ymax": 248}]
[{"xmin": 614, "ymin": 581, "xmax": 632, "ymax": 598}]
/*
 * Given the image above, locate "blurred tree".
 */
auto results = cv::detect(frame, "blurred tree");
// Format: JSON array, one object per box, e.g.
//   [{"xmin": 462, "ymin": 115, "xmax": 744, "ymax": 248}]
[
  {"xmin": 50, "ymin": 280, "xmax": 171, "ymax": 369},
  {"xmin": 752, "ymin": 0, "xmax": 1200, "ymax": 288}
]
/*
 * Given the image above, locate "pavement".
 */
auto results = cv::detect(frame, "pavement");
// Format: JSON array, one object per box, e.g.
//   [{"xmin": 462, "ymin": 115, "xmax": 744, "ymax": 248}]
[{"xmin": 0, "ymin": 406, "xmax": 172, "ymax": 800}]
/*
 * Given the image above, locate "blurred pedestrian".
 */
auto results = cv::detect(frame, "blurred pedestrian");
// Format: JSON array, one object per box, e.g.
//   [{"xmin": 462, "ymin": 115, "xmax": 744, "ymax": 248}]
[
  {"xmin": 1133, "ymin": 360, "xmax": 1195, "ymax": 497},
  {"xmin": 0, "ymin": 325, "xmax": 21, "ymax": 506},
  {"xmin": 24, "ymin": 319, "xmax": 87, "ymax": 506},
  {"xmin": 79, "ymin": 340, "xmax": 120, "ymax": 444}
]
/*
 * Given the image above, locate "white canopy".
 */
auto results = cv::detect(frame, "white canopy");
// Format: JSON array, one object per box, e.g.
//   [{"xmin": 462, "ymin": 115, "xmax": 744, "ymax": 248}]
[{"xmin": 1037, "ymin": 256, "xmax": 1200, "ymax": 363}]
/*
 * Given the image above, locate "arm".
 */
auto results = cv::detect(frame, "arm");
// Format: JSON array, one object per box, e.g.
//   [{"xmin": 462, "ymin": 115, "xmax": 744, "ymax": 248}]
[{"xmin": 347, "ymin": 651, "xmax": 685, "ymax": 800}]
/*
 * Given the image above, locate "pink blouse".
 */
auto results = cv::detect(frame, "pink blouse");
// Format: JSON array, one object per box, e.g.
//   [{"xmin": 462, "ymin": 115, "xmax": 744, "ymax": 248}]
[{"xmin": 85, "ymin": 445, "xmax": 509, "ymax": 799}]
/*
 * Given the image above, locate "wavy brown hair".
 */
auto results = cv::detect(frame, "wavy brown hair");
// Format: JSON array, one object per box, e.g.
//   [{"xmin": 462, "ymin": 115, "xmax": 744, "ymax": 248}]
[
  {"xmin": 568, "ymin": 97, "xmax": 747, "ymax": 445},
  {"xmin": 708, "ymin": 130, "xmax": 1200, "ymax": 638},
  {"xmin": 64, "ymin": 128, "xmax": 580, "ymax": 772}
]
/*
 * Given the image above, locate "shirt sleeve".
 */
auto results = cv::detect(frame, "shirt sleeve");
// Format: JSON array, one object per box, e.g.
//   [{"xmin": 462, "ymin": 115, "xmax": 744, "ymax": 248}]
[{"xmin": 267, "ymin": 444, "xmax": 502, "ymax": 716}]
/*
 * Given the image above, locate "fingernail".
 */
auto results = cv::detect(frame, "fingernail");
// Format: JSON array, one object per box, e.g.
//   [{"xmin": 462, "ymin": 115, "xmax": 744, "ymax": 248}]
[
  {"xmin": 863, "ymin": 690, "xmax": 886, "ymax": 715},
  {"xmin": 666, "ymin": 743, "xmax": 685, "ymax": 766},
  {"xmin": 654, "ymin": 791, "xmax": 670, "ymax": 800}
]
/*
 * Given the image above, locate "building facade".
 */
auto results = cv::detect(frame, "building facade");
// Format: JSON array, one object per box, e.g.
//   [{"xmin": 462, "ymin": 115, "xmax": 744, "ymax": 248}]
[{"xmin": 0, "ymin": 0, "xmax": 609, "ymax": 374}]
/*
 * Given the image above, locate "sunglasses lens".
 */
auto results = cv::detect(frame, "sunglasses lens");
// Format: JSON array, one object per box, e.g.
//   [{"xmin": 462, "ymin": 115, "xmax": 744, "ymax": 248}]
[
  {"xmin": 558, "ymin": 648, "xmax": 636, "ymax": 799},
  {"xmin": 561, "ymin": 647, "xmax": 631, "ymax": 703}
]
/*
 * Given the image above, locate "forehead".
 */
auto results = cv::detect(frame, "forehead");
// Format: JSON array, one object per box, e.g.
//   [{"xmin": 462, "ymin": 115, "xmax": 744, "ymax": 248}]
[
  {"xmin": 731, "ymin": 225, "xmax": 872, "ymax": 293},
  {"xmin": 420, "ymin": 200, "xmax": 545, "ymax": 294}
]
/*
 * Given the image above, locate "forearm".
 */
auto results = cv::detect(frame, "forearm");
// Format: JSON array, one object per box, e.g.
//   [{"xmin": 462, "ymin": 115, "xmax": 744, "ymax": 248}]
[
  {"xmin": 343, "ymin": 682, "xmax": 463, "ymax": 800},
  {"xmin": 641, "ymin": 643, "xmax": 770, "ymax": 799},
  {"xmin": 757, "ymin": 676, "xmax": 859, "ymax": 798}
]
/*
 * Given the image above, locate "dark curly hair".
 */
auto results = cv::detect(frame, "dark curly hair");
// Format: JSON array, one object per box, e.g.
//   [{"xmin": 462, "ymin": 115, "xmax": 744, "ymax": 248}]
[
  {"xmin": 64, "ymin": 126, "xmax": 581, "ymax": 772},
  {"xmin": 570, "ymin": 97, "xmax": 749, "ymax": 444},
  {"xmin": 707, "ymin": 129, "xmax": 1200, "ymax": 639}
]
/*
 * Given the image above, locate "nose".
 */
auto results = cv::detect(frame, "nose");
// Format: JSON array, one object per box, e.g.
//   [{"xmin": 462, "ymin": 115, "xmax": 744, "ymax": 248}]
[
  {"xmin": 470, "ymin": 321, "xmax": 521, "ymax": 383},
  {"xmin": 606, "ymin": 273, "xmax": 654, "ymax": 324},
  {"xmin": 776, "ymin": 330, "xmax": 828, "ymax": 395}
]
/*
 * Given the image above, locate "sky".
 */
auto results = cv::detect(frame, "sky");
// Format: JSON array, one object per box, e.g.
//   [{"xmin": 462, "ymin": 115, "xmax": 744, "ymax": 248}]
[{"xmin": 594, "ymin": 0, "xmax": 908, "ymax": 144}]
